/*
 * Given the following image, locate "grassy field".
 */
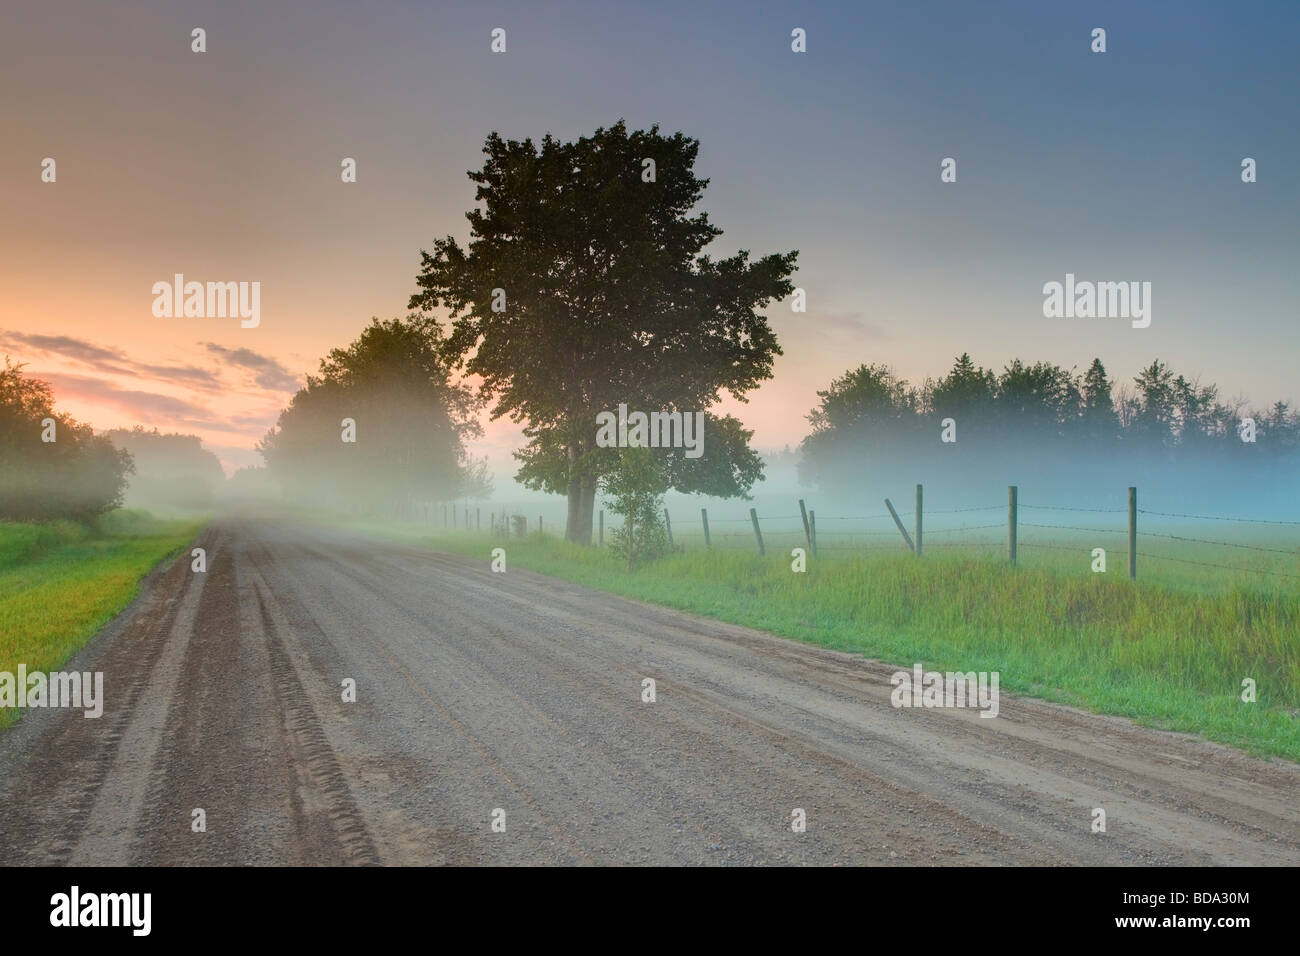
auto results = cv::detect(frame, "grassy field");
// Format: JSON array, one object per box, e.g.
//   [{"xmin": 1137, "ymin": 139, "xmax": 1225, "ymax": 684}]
[
  {"xmin": 346, "ymin": 514, "xmax": 1300, "ymax": 762},
  {"xmin": 0, "ymin": 510, "xmax": 203, "ymax": 730}
]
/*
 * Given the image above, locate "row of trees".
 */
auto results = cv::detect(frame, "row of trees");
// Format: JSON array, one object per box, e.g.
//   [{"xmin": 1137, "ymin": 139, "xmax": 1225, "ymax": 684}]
[{"xmin": 799, "ymin": 353, "xmax": 1299, "ymax": 496}]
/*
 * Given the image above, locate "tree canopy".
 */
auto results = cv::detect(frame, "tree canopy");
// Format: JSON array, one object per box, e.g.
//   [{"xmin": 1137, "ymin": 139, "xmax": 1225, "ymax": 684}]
[
  {"xmin": 258, "ymin": 315, "xmax": 487, "ymax": 514},
  {"xmin": 409, "ymin": 121, "xmax": 797, "ymax": 543}
]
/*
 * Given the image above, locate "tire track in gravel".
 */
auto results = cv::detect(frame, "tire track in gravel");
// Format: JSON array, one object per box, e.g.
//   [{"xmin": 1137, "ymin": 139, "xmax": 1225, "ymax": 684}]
[{"xmin": 130, "ymin": 524, "xmax": 378, "ymax": 865}]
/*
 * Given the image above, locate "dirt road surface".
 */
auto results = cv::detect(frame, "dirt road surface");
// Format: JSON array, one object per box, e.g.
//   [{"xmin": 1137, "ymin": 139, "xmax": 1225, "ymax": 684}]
[{"xmin": 2, "ymin": 516, "xmax": 1297, "ymax": 865}]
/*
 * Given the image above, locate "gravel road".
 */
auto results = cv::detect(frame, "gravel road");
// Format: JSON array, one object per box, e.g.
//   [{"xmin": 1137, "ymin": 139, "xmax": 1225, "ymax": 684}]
[{"xmin": 2, "ymin": 516, "xmax": 1297, "ymax": 865}]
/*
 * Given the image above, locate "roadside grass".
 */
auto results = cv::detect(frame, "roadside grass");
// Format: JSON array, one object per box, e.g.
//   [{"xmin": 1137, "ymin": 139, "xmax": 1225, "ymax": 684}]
[
  {"xmin": 344, "ymin": 516, "xmax": 1300, "ymax": 763},
  {"xmin": 0, "ymin": 510, "xmax": 203, "ymax": 730}
]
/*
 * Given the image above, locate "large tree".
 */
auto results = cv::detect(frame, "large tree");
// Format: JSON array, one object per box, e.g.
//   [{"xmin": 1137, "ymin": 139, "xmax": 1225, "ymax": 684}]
[
  {"xmin": 258, "ymin": 315, "xmax": 486, "ymax": 514},
  {"xmin": 409, "ymin": 121, "xmax": 797, "ymax": 544}
]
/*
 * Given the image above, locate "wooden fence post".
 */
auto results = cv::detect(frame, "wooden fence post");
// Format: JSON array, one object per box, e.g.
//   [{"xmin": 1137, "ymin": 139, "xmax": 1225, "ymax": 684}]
[
  {"xmin": 914, "ymin": 483, "xmax": 923, "ymax": 557},
  {"xmin": 476, "ymin": 508, "xmax": 480, "ymax": 532},
  {"xmin": 749, "ymin": 508, "xmax": 765, "ymax": 556},
  {"xmin": 1007, "ymin": 485, "xmax": 1017, "ymax": 566},
  {"xmin": 538, "ymin": 515, "xmax": 543, "ymax": 536},
  {"xmin": 599, "ymin": 509, "xmax": 604, "ymax": 547},
  {"xmin": 664, "ymin": 508, "xmax": 674, "ymax": 548},
  {"xmin": 799, "ymin": 499, "xmax": 812, "ymax": 552},
  {"xmin": 884, "ymin": 498, "xmax": 915, "ymax": 552},
  {"xmin": 701, "ymin": 508, "xmax": 711, "ymax": 549},
  {"xmin": 1128, "ymin": 486, "xmax": 1137, "ymax": 580},
  {"xmin": 809, "ymin": 510, "xmax": 818, "ymax": 557}
]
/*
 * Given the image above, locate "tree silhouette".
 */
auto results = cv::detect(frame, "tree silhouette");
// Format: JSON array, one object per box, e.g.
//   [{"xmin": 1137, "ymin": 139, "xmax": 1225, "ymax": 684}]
[
  {"xmin": 409, "ymin": 121, "xmax": 796, "ymax": 544},
  {"xmin": 1080, "ymin": 358, "xmax": 1118, "ymax": 442}
]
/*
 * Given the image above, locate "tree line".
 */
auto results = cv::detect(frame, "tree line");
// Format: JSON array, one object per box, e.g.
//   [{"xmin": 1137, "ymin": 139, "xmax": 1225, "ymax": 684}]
[{"xmin": 799, "ymin": 353, "xmax": 1299, "ymax": 503}]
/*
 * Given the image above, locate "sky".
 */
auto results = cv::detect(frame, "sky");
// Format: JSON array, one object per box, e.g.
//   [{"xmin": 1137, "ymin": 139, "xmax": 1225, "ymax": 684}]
[{"xmin": 2, "ymin": 0, "xmax": 1297, "ymax": 484}]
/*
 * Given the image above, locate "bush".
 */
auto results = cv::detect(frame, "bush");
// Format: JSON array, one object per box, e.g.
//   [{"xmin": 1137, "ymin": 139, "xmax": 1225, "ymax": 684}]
[{"xmin": 602, "ymin": 447, "xmax": 672, "ymax": 568}]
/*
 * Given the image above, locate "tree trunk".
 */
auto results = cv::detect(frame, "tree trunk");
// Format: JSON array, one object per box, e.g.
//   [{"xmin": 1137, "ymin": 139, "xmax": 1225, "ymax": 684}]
[
  {"xmin": 563, "ymin": 440, "xmax": 599, "ymax": 546},
  {"xmin": 564, "ymin": 441, "xmax": 583, "ymax": 543},
  {"xmin": 577, "ymin": 472, "xmax": 597, "ymax": 545}
]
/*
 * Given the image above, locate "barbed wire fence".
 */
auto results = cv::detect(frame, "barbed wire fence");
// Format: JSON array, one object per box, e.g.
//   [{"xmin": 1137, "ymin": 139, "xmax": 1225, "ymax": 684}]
[{"xmin": 427, "ymin": 485, "xmax": 1300, "ymax": 584}]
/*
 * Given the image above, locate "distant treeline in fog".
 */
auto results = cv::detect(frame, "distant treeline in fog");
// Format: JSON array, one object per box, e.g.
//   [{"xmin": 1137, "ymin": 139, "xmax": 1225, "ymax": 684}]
[
  {"xmin": 799, "ymin": 354, "xmax": 1299, "ymax": 514},
  {"xmin": 102, "ymin": 427, "xmax": 225, "ymax": 510}
]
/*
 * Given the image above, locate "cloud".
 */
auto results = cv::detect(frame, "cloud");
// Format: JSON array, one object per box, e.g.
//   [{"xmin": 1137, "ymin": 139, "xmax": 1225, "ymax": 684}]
[
  {"xmin": 229, "ymin": 412, "xmax": 278, "ymax": 429},
  {"xmin": 0, "ymin": 332, "xmax": 124, "ymax": 365},
  {"xmin": 131, "ymin": 362, "xmax": 222, "ymax": 389},
  {"xmin": 40, "ymin": 372, "xmax": 216, "ymax": 423},
  {"xmin": 2, "ymin": 333, "xmax": 297, "ymax": 451},
  {"xmin": 0, "ymin": 330, "xmax": 222, "ymax": 389},
  {"xmin": 204, "ymin": 343, "xmax": 300, "ymax": 391}
]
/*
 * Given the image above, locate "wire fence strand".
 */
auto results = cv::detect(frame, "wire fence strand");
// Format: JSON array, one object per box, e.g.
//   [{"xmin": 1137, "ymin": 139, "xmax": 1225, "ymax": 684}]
[{"xmin": 472, "ymin": 495, "xmax": 1300, "ymax": 586}]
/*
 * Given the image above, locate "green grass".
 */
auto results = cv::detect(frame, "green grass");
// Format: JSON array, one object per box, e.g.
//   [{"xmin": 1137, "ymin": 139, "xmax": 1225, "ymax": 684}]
[
  {"xmin": 342, "ymin": 516, "xmax": 1300, "ymax": 763},
  {"xmin": 0, "ymin": 510, "xmax": 203, "ymax": 729}
]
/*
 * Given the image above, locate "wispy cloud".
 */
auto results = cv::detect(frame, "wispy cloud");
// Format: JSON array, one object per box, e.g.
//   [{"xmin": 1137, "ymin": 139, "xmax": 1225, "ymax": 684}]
[
  {"xmin": 0, "ymin": 333, "xmax": 123, "ymax": 365},
  {"xmin": 0, "ymin": 330, "xmax": 300, "ymax": 448},
  {"xmin": 0, "ymin": 330, "xmax": 222, "ymax": 389},
  {"xmin": 40, "ymin": 372, "xmax": 216, "ymax": 422},
  {"xmin": 204, "ymin": 343, "xmax": 300, "ymax": 392}
]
